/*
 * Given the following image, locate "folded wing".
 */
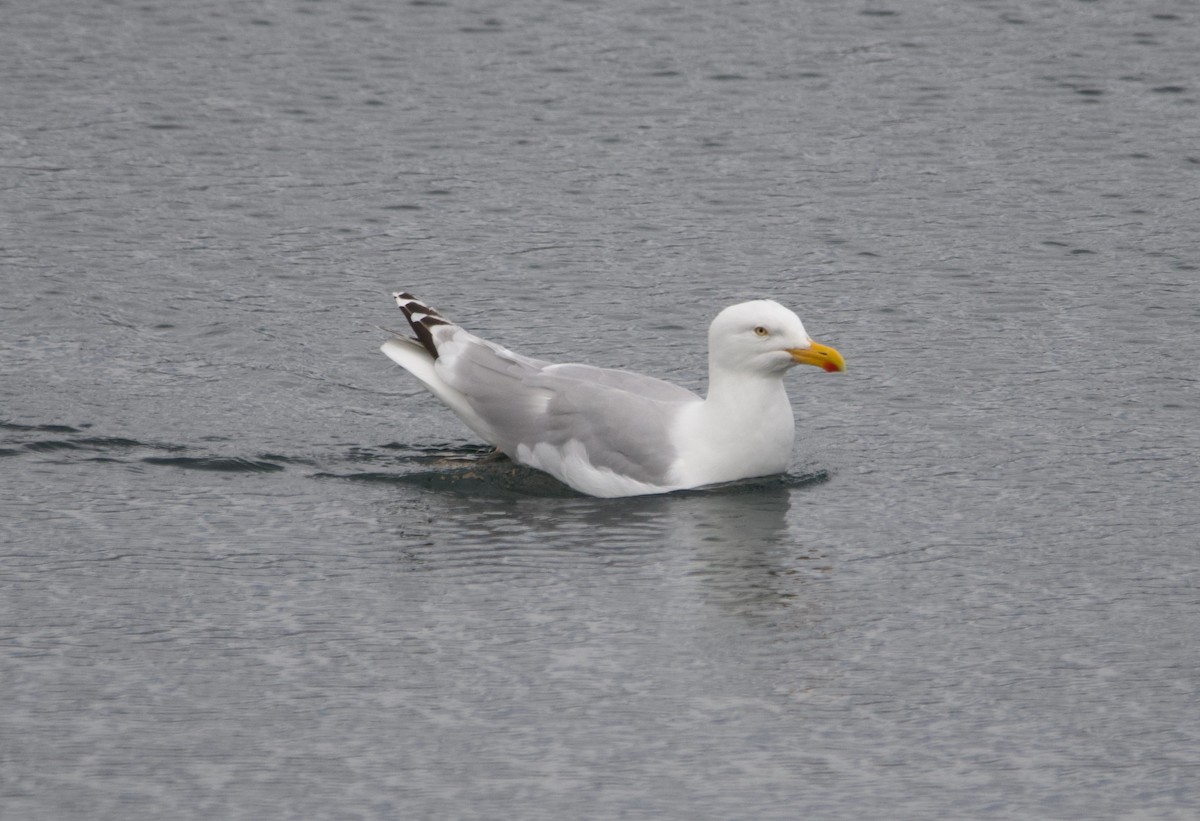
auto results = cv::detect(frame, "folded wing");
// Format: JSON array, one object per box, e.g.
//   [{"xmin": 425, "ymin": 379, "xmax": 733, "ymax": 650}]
[{"xmin": 431, "ymin": 330, "xmax": 698, "ymax": 486}]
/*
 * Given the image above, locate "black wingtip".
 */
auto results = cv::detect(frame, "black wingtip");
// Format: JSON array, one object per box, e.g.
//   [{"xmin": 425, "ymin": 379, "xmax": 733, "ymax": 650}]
[
  {"xmin": 392, "ymin": 292, "xmax": 447, "ymax": 359},
  {"xmin": 393, "ymin": 292, "xmax": 444, "ymax": 319}
]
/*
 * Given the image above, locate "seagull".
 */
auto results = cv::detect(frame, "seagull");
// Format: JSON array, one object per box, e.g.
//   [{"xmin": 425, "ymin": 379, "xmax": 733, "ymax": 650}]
[{"xmin": 381, "ymin": 292, "xmax": 845, "ymax": 497}]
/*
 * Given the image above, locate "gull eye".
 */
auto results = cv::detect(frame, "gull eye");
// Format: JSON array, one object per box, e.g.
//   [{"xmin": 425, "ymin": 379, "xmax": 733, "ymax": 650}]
[{"xmin": 754, "ymin": 326, "xmax": 769, "ymax": 337}]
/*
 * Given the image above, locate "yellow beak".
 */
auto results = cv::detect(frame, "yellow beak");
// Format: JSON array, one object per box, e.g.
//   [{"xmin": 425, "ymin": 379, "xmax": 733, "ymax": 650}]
[{"xmin": 788, "ymin": 341, "xmax": 846, "ymax": 373}]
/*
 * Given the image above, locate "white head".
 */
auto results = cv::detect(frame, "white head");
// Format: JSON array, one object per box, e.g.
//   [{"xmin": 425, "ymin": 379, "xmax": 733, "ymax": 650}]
[{"xmin": 708, "ymin": 300, "xmax": 845, "ymax": 376}]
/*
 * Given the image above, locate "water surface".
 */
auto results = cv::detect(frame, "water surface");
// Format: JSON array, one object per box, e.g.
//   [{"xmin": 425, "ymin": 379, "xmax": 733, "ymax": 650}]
[{"xmin": 3, "ymin": 1, "xmax": 1199, "ymax": 818}]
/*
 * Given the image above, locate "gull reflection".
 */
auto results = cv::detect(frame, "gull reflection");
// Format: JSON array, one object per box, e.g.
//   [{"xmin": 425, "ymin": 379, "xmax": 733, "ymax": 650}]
[{"xmin": 375, "ymin": 451, "xmax": 830, "ymax": 623}]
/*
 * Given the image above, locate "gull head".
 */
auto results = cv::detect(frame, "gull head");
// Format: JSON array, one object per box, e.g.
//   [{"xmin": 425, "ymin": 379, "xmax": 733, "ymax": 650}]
[{"xmin": 708, "ymin": 300, "xmax": 846, "ymax": 376}]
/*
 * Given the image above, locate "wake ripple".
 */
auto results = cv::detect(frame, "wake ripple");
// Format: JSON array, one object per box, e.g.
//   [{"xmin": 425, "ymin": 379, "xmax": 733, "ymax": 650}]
[{"xmin": 3, "ymin": 421, "xmax": 829, "ymax": 495}]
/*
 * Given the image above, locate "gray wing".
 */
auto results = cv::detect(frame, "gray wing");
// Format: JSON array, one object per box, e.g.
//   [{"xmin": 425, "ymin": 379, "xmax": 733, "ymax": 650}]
[
  {"xmin": 435, "ymin": 336, "xmax": 699, "ymax": 484},
  {"xmin": 543, "ymin": 363, "xmax": 699, "ymax": 403}
]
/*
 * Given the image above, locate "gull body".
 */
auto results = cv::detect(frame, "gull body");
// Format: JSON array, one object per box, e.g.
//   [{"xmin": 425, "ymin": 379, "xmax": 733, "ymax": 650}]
[{"xmin": 381, "ymin": 293, "xmax": 844, "ymax": 497}]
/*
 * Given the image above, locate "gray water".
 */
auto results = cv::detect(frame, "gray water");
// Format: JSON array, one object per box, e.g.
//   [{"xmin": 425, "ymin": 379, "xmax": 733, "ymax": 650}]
[{"xmin": 3, "ymin": 1, "xmax": 1199, "ymax": 818}]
